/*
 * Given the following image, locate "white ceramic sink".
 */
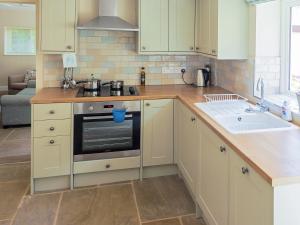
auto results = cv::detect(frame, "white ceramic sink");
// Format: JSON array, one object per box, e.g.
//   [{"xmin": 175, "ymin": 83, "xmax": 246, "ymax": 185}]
[{"xmin": 195, "ymin": 101, "xmax": 296, "ymax": 134}]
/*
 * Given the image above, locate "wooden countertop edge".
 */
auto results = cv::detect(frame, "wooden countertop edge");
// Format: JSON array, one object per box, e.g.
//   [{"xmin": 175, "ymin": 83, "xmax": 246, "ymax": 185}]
[{"xmin": 31, "ymin": 87, "xmax": 300, "ymax": 187}]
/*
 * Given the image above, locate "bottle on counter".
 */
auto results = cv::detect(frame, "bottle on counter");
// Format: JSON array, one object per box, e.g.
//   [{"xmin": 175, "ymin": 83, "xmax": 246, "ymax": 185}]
[
  {"xmin": 281, "ymin": 100, "xmax": 293, "ymax": 121},
  {"xmin": 141, "ymin": 67, "xmax": 146, "ymax": 86}
]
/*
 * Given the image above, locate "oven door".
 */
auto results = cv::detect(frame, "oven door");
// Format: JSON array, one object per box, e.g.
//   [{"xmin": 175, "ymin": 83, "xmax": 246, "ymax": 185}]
[{"xmin": 74, "ymin": 112, "xmax": 140, "ymax": 161}]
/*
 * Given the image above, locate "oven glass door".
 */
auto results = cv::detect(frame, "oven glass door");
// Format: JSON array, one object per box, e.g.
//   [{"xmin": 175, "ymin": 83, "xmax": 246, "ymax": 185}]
[{"xmin": 74, "ymin": 112, "xmax": 140, "ymax": 156}]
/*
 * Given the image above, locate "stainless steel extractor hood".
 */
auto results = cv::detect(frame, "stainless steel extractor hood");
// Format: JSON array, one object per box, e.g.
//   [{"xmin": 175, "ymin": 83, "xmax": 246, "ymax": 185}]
[{"xmin": 77, "ymin": 0, "xmax": 139, "ymax": 31}]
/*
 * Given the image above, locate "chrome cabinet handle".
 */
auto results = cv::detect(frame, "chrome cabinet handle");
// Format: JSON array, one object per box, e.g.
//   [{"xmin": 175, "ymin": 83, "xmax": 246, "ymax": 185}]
[
  {"xmin": 142, "ymin": 46, "xmax": 146, "ymax": 50},
  {"xmin": 196, "ymin": 47, "xmax": 199, "ymax": 51},
  {"xmin": 66, "ymin": 45, "xmax": 72, "ymax": 50},
  {"xmin": 191, "ymin": 117, "xmax": 196, "ymax": 122},
  {"xmin": 49, "ymin": 110, "xmax": 55, "ymax": 114},
  {"xmin": 190, "ymin": 46, "xmax": 194, "ymax": 50},
  {"xmin": 242, "ymin": 167, "xmax": 249, "ymax": 174},
  {"xmin": 49, "ymin": 127, "xmax": 55, "ymax": 131},
  {"xmin": 49, "ymin": 140, "xmax": 55, "ymax": 144},
  {"xmin": 106, "ymin": 164, "xmax": 111, "ymax": 169},
  {"xmin": 212, "ymin": 49, "xmax": 217, "ymax": 54},
  {"xmin": 145, "ymin": 103, "xmax": 150, "ymax": 107},
  {"xmin": 219, "ymin": 146, "xmax": 226, "ymax": 153}
]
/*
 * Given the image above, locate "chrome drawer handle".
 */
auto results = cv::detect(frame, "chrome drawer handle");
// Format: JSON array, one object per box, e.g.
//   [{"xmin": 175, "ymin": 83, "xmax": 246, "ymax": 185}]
[
  {"xmin": 105, "ymin": 164, "xmax": 111, "ymax": 169},
  {"xmin": 219, "ymin": 146, "xmax": 226, "ymax": 153},
  {"xmin": 49, "ymin": 140, "xmax": 55, "ymax": 144},
  {"xmin": 142, "ymin": 46, "xmax": 146, "ymax": 50},
  {"xmin": 66, "ymin": 45, "xmax": 72, "ymax": 50},
  {"xmin": 190, "ymin": 46, "xmax": 194, "ymax": 50},
  {"xmin": 242, "ymin": 167, "xmax": 249, "ymax": 174},
  {"xmin": 145, "ymin": 103, "xmax": 150, "ymax": 107},
  {"xmin": 49, "ymin": 127, "xmax": 55, "ymax": 131},
  {"xmin": 49, "ymin": 110, "xmax": 55, "ymax": 114}
]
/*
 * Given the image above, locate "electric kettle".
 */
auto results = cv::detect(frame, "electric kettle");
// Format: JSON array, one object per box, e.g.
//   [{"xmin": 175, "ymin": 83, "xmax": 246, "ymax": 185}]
[{"xmin": 196, "ymin": 65, "xmax": 211, "ymax": 87}]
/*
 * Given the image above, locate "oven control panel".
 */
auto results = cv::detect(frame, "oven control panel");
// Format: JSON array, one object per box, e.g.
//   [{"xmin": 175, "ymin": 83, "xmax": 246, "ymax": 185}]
[{"xmin": 74, "ymin": 101, "xmax": 141, "ymax": 115}]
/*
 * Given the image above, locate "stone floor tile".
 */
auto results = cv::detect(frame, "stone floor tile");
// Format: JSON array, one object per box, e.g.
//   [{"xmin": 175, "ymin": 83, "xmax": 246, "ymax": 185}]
[
  {"xmin": 0, "ymin": 139, "xmax": 30, "ymax": 163},
  {"xmin": 0, "ymin": 220, "xmax": 10, "ymax": 225},
  {"xmin": 56, "ymin": 184, "xmax": 139, "ymax": 225},
  {"xmin": 143, "ymin": 218, "xmax": 181, "ymax": 225},
  {"xmin": 0, "ymin": 181, "xmax": 28, "ymax": 220},
  {"xmin": 12, "ymin": 193, "xmax": 61, "ymax": 225},
  {"xmin": 181, "ymin": 215, "xmax": 206, "ymax": 225},
  {"xmin": 0, "ymin": 163, "xmax": 30, "ymax": 182},
  {"xmin": 6, "ymin": 127, "xmax": 31, "ymax": 141},
  {"xmin": 133, "ymin": 175, "xmax": 195, "ymax": 222}
]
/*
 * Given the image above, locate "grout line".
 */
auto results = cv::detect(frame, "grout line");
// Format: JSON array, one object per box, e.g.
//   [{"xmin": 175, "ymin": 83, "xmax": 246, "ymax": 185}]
[
  {"xmin": 141, "ymin": 213, "xmax": 196, "ymax": 224},
  {"xmin": 52, "ymin": 192, "xmax": 63, "ymax": 225},
  {"xmin": 130, "ymin": 181, "xmax": 142, "ymax": 225},
  {"xmin": 178, "ymin": 216, "xmax": 184, "ymax": 225},
  {"xmin": 9, "ymin": 184, "xmax": 30, "ymax": 225},
  {"xmin": 1, "ymin": 129, "xmax": 15, "ymax": 143}
]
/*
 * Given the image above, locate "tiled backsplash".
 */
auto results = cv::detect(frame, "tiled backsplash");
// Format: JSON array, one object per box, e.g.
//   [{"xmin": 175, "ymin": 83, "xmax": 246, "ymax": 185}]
[{"xmin": 43, "ymin": 31, "xmax": 209, "ymax": 87}]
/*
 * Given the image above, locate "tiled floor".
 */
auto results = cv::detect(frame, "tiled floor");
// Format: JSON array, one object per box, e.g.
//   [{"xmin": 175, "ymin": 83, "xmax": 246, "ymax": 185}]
[
  {"xmin": 0, "ymin": 168, "xmax": 206, "ymax": 225},
  {"xmin": 0, "ymin": 127, "xmax": 31, "ymax": 164}
]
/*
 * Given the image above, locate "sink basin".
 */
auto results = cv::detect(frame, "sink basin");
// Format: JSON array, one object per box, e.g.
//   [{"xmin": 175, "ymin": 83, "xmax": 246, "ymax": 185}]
[{"xmin": 195, "ymin": 101, "xmax": 296, "ymax": 134}]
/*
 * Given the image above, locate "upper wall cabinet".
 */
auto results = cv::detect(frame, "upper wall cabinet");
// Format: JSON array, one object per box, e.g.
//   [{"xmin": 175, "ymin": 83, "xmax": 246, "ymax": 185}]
[
  {"xmin": 169, "ymin": 0, "xmax": 196, "ymax": 52},
  {"xmin": 140, "ymin": 0, "xmax": 169, "ymax": 52},
  {"xmin": 196, "ymin": 0, "xmax": 249, "ymax": 59},
  {"xmin": 40, "ymin": 0, "xmax": 77, "ymax": 53},
  {"xmin": 139, "ymin": 0, "xmax": 196, "ymax": 53}
]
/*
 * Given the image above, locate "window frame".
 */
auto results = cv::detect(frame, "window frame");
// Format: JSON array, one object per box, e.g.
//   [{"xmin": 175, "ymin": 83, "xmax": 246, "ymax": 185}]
[
  {"xmin": 281, "ymin": 0, "xmax": 300, "ymax": 94},
  {"xmin": 4, "ymin": 26, "xmax": 36, "ymax": 56}
]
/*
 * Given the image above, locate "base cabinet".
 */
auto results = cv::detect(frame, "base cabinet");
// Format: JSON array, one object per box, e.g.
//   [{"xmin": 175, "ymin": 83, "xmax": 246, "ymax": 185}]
[
  {"xmin": 143, "ymin": 99, "xmax": 174, "ymax": 167},
  {"xmin": 197, "ymin": 124, "xmax": 229, "ymax": 225},
  {"xmin": 177, "ymin": 101, "xmax": 200, "ymax": 195},
  {"xmin": 229, "ymin": 150, "xmax": 273, "ymax": 225}
]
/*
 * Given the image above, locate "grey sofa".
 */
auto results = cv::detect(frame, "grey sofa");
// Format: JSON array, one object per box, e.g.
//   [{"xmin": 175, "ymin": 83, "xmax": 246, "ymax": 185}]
[
  {"xmin": 1, "ymin": 80, "xmax": 36, "ymax": 127},
  {"xmin": 8, "ymin": 73, "xmax": 36, "ymax": 95}
]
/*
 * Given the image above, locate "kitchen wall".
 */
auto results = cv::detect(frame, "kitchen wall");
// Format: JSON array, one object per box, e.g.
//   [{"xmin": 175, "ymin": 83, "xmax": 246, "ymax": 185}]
[
  {"xmin": 0, "ymin": 4, "xmax": 35, "ymax": 90},
  {"xmin": 43, "ymin": 30, "xmax": 209, "ymax": 87}
]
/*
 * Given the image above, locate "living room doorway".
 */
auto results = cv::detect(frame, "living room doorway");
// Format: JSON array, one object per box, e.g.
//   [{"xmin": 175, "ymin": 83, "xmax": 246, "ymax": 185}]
[{"xmin": 0, "ymin": 2, "xmax": 36, "ymax": 164}]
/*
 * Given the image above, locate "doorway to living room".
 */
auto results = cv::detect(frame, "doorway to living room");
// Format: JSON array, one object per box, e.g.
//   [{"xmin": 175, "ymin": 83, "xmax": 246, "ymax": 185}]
[{"xmin": 0, "ymin": 2, "xmax": 36, "ymax": 164}]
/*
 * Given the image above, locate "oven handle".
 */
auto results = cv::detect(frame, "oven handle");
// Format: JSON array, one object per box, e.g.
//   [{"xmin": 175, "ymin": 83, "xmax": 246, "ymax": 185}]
[{"xmin": 83, "ymin": 114, "xmax": 133, "ymax": 120}]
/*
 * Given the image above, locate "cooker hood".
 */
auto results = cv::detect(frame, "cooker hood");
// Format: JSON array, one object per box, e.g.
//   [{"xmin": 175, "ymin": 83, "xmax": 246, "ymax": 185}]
[{"xmin": 77, "ymin": 0, "xmax": 139, "ymax": 31}]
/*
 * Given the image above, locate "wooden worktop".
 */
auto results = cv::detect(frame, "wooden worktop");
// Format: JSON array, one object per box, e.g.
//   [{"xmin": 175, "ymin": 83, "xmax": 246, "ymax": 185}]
[{"xmin": 31, "ymin": 85, "xmax": 300, "ymax": 186}]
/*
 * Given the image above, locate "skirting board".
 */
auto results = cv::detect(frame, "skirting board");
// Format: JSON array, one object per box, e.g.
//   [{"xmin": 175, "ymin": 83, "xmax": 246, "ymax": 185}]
[
  {"xmin": 74, "ymin": 164, "xmax": 178, "ymax": 188},
  {"xmin": 33, "ymin": 175, "xmax": 70, "ymax": 193}
]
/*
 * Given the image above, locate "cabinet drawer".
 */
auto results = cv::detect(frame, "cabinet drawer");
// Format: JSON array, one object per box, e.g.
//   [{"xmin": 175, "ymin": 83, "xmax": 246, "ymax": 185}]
[
  {"xmin": 73, "ymin": 156, "xmax": 141, "ymax": 174},
  {"xmin": 33, "ymin": 103, "xmax": 72, "ymax": 121},
  {"xmin": 33, "ymin": 119, "xmax": 71, "ymax": 137},
  {"xmin": 33, "ymin": 136, "xmax": 71, "ymax": 178}
]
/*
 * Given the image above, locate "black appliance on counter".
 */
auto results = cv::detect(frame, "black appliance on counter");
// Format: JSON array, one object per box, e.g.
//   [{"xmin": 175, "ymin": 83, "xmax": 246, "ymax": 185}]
[{"xmin": 73, "ymin": 101, "xmax": 141, "ymax": 162}]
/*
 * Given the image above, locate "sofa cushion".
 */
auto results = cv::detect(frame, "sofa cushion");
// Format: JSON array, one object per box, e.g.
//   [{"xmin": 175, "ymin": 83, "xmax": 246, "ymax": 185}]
[
  {"xmin": 10, "ymin": 82, "xmax": 27, "ymax": 90},
  {"xmin": 17, "ymin": 88, "xmax": 35, "ymax": 96}
]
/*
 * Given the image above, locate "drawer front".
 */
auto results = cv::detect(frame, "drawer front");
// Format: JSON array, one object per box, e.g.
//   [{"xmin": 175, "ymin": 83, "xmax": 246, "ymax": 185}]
[
  {"xmin": 33, "ymin": 136, "xmax": 71, "ymax": 178},
  {"xmin": 73, "ymin": 156, "xmax": 141, "ymax": 174},
  {"xmin": 33, "ymin": 103, "xmax": 72, "ymax": 121},
  {"xmin": 33, "ymin": 119, "xmax": 71, "ymax": 137}
]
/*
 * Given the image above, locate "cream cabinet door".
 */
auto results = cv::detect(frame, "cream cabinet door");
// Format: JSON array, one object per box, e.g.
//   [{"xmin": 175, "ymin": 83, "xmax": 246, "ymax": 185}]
[
  {"xmin": 210, "ymin": 0, "xmax": 218, "ymax": 56},
  {"xmin": 41, "ymin": 0, "xmax": 76, "ymax": 52},
  {"xmin": 197, "ymin": 124, "xmax": 229, "ymax": 225},
  {"xmin": 33, "ymin": 136, "xmax": 71, "ymax": 178},
  {"xmin": 143, "ymin": 99, "xmax": 174, "ymax": 166},
  {"xmin": 169, "ymin": 0, "xmax": 196, "ymax": 52},
  {"xmin": 229, "ymin": 150, "xmax": 273, "ymax": 225},
  {"xmin": 140, "ymin": 0, "xmax": 169, "ymax": 52},
  {"xmin": 196, "ymin": 0, "xmax": 210, "ymax": 54},
  {"xmin": 177, "ymin": 102, "xmax": 199, "ymax": 195}
]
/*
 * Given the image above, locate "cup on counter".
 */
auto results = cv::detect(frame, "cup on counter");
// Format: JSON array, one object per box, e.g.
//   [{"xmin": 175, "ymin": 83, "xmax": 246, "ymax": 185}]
[{"xmin": 297, "ymin": 92, "xmax": 300, "ymax": 111}]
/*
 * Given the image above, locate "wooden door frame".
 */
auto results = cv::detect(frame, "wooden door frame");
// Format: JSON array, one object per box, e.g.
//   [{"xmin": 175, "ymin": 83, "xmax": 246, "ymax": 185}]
[{"xmin": 0, "ymin": 0, "xmax": 43, "ymax": 91}]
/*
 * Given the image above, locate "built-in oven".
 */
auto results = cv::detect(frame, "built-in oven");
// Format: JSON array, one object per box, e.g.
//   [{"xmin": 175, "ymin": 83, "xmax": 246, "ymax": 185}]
[{"xmin": 73, "ymin": 101, "xmax": 141, "ymax": 162}]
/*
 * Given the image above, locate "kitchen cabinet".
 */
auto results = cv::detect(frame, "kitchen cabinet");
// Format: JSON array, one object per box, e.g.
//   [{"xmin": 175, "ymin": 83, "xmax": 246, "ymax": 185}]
[
  {"xmin": 169, "ymin": 0, "xmax": 196, "ymax": 52},
  {"xmin": 139, "ymin": 0, "xmax": 196, "ymax": 53},
  {"xmin": 195, "ymin": 0, "xmax": 248, "ymax": 59},
  {"xmin": 32, "ymin": 103, "xmax": 72, "ymax": 179},
  {"xmin": 143, "ymin": 99, "xmax": 174, "ymax": 167},
  {"xmin": 177, "ymin": 101, "xmax": 200, "ymax": 195},
  {"xmin": 33, "ymin": 136, "xmax": 71, "ymax": 178},
  {"xmin": 40, "ymin": 0, "xmax": 76, "ymax": 53},
  {"xmin": 139, "ymin": 0, "xmax": 169, "ymax": 52},
  {"xmin": 197, "ymin": 123, "xmax": 229, "ymax": 225},
  {"xmin": 229, "ymin": 150, "xmax": 273, "ymax": 225}
]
